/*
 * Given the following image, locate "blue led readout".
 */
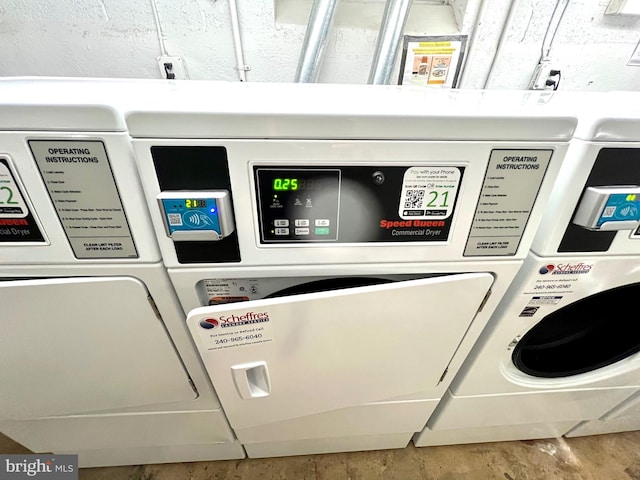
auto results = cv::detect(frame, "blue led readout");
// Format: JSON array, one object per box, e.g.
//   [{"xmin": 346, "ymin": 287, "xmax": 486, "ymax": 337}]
[
  {"xmin": 162, "ymin": 198, "xmax": 221, "ymax": 235},
  {"xmin": 597, "ymin": 193, "xmax": 640, "ymax": 227}
]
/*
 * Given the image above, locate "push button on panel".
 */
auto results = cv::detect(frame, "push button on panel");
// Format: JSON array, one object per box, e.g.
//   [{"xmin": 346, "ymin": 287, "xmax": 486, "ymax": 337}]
[
  {"xmin": 275, "ymin": 228, "xmax": 290, "ymax": 235},
  {"xmin": 315, "ymin": 219, "xmax": 330, "ymax": 227},
  {"xmin": 295, "ymin": 228, "xmax": 310, "ymax": 235},
  {"xmin": 274, "ymin": 219, "xmax": 289, "ymax": 227},
  {"xmin": 295, "ymin": 219, "xmax": 310, "ymax": 227}
]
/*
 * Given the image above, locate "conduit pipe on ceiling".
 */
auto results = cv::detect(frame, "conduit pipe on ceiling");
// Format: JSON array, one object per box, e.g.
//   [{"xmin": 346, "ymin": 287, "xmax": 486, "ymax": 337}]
[
  {"xmin": 368, "ymin": 0, "xmax": 413, "ymax": 85},
  {"xmin": 228, "ymin": 0, "xmax": 250, "ymax": 81},
  {"xmin": 294, "ymin": 0, "xmax": 341, "ymax": 83}
]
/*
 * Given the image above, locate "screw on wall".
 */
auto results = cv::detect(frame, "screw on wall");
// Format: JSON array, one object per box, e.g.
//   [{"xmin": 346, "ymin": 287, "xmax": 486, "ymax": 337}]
[{"xmin": 157, "ymin": 55, "xmax": 187, "ymax": 80}]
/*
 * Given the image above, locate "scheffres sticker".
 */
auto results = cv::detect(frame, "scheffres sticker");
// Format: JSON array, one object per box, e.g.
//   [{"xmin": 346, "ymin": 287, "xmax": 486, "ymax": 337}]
[
  {"xmin": 398, "ymin": 167, "xmax": 460, "ymax": 220},
  {"xmin": 197, "ymin": 310, "xmax": 274, "ymax": 351},
  {"xmin": 522, "ymin": 261, "xmax": 593, "ymax": 299}
]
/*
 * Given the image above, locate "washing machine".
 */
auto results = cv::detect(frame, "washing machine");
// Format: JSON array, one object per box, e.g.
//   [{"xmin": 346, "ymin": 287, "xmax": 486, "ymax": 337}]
[
  {"xmin": 125, "ymin": 81, "xmax": 577, "ymax": 458},
  {"xmin": 415, "ymin": 95, "xmax": 640, "ymax": 446},
  {"xmin": 0, "ymin": 79, "xmax": 244, "ymax": 467}
]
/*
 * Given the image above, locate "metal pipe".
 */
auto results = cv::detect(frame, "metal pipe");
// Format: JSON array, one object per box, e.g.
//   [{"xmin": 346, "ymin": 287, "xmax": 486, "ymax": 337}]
[
  {"xmin": 228, "ymin": 0, "xmax": 249, "ymax": 81},
  {"xmin": 294, "ymin": 0, "xmax": 340, "ymax": 83},
  {"xmin": 541, "ymin": 0, "xmax": 570, "ymax": 61},
  {"xmin": 368, "ymin": 0, "xmax": 413, "ymax": 85},
  {"xmin": 483, "ymin": 0, "xmax": 520, "ymax": 88}
]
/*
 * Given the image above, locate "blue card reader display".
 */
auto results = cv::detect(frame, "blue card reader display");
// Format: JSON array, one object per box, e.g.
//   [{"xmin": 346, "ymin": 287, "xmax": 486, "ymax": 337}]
[
  {"xmin": 597, "ymin": 194, "xmax": 640, "ymax": 227},
  {"xmin": 158, "ymin": 191, "xmax": 235, "ymax": 241},
  {"xmin": 573, "ymin": 186, "xmax": 640, "ymax": 231}
]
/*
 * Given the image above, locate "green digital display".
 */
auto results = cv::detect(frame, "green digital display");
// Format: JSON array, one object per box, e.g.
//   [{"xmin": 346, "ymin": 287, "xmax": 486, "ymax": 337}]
[
  {"xmin": 273, "ymin": 178, "xmax": 299, "ymax": 191},
  {"xmin": 185, "ymin": 199, "xmax": 207, "ymax": 209}
]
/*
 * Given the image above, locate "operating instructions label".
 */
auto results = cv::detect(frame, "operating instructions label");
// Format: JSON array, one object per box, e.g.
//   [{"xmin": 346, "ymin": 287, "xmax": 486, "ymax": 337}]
[
  {"xmin": 30, "ymin": 140, "xmax": 138, "ymax": 259},
  {"xmin": 464, "ymin": 149, "xmax": 553, "ymax": 256}
]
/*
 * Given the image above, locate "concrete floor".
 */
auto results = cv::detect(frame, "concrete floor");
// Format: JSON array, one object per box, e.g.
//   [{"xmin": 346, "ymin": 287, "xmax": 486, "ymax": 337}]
[{"xmin": 3, "ymin": 431, "xmax": 640, "ymax": 479}]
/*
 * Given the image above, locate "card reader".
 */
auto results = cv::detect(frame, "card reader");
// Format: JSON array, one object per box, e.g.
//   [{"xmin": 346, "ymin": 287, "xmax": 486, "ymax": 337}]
[
  {"xmin": 573, "ymin": 186, "xmax": 640, "ymax": 231},
  {"xmin": 158, "ymin": 191, "xmax": 235, "ymax": 241}
]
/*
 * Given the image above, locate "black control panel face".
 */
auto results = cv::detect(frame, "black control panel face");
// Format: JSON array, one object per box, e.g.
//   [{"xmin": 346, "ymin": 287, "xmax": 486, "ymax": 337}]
[
  {"xmin": 255, "ymin": 165, "xmax": 464, "ymax": 244},
  {"xmin": 256, "ymin": 168, "xmax": 341, "ymax": 242}
]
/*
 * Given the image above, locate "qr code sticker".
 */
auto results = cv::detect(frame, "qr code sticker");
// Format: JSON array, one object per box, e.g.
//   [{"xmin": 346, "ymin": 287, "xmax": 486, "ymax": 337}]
[
  {"xmin": 602, "ymin": 206, "xmax": 616, "ymax": 218},
  {"xmin": 168, "ymin": 213, "xmax": 183, "ymax": 226},
  {"xmin": 404, "ymin": 189, "xmax": 425, "ymax": 209}
]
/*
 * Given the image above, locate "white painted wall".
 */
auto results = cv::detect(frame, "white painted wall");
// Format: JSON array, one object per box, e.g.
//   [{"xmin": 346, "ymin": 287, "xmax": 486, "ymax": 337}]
[{"xmin": 0, "ymin": 0, "xmax": 639, "ymax": 91}]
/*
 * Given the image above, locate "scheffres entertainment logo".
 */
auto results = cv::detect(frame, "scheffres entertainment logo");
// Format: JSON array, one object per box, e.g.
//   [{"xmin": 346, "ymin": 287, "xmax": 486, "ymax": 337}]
[{"xmin": 1, "ymin": 455, "xmax": 77, "ymax": 479}]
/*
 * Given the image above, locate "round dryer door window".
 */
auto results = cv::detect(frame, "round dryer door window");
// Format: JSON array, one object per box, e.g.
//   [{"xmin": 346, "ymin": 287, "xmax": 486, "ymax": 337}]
[{"xmin": 512, "ymin": 283, "xmax": 640, "ymax": 378}]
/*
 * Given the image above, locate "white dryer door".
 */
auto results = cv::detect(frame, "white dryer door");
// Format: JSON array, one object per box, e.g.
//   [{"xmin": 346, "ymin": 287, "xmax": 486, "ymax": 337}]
[
  {"xmin": 187, "ymin": 273, "xmax": 493, "ymax": 432},
  {"xmin": 0, "ymin": 277, "xmax": 196, "ymax": 420}
]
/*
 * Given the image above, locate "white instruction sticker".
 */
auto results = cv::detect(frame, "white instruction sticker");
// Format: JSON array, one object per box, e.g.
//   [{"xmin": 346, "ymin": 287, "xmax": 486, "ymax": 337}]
[
  {"xmin": 196, "ymin": 310, "xmax": 274, "ymax": 351},
  {"xmin": 399, "ymin": 167, "xmax": 460, "ymax": 220},
  {"xmin": 465, "ymin": 149, "xmax": 552, "ymax": 256},
  {"xmin": 29, "ymin": 140, "xmax": 138, "ymax": 259}
]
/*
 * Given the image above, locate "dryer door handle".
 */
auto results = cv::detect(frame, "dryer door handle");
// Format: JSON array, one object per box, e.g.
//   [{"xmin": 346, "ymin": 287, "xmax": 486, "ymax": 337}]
[{"xmin": 231, "ymin": 361, "xmax": 272, "ymax": 399}]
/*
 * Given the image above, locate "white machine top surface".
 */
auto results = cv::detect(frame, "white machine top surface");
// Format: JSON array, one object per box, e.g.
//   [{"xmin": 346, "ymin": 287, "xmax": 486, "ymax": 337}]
[
  {"xmin": 0, "ymin": 77, "xmax": 129, "ymax": 131},
  {"xmin": 0, "ymin": 78, "xmax": 583, "ymax": 140},
  {"xmin": 571, "ymin": 92, "xmax": 640, "ymax": 141},
  {"xmin": 122, "ymin": 81, "xmax": 578, "ymax": 140}
]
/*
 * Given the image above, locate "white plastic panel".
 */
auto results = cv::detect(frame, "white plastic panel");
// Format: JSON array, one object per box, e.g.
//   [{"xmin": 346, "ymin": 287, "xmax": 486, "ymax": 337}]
[
  {"xmin": 566, "ymin": 389, "xmax": 640, "ymax": 437},
  {"xmin": 414, "ymin": 421, "xmax": 579, "ymax": 446},
  {"xmin": 427, "ymin": 388, "xmax": 636, "ymax": 431},
  {"xmin": 187, "ymin": 273, "xmax": 492, "ymax": 436},
  {"xmin": 0, "ymin": 132, "xmax": 161, "ymax": 264},
  {"xmin": 0, "ymin": 410, "xmax": 236, "ymax": 452},
  {"xmin": 134, "ymin": 139, "xmax": 569, "ymax": 268},
  {"xmin": 0, "ymin": 276, "xmax": 196, "ymax": 419}
]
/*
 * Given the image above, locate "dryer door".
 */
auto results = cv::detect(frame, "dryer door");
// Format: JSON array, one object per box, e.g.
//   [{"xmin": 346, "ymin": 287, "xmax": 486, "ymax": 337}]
[
  {"xmin": 187, "ymin": 273, "xmax": 493, "ymax": 435},
  {"xmin": 0, "ymin": 277, "xmax": 197, "ymax": 420},
  {"xmin": 512, "ymin": 282, "xmax": 640, "ymax": 378}
]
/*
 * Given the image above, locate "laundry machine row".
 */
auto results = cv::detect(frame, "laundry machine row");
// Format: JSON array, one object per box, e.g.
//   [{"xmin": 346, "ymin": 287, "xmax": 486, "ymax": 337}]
[
  {"xmin": 5, "ymin": 78, "xmax": 632, "ymax": 465},
  {"xmin": 415, "ymin": 96, "xmax": 640, "ymax": 447}
]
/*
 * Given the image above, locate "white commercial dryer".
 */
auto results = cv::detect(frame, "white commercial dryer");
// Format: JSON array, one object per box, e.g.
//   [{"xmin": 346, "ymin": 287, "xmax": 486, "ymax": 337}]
[
  {"xmin": 416, "ymin": 94, "xmax": 640, "ymax": 446},
  {"xmin": 126, "ymin": 81, "xmax": 577, "ymax": 458},
  {"xmin": 0, "ymin": 79, "xmax": 244, "ymax": 467}
]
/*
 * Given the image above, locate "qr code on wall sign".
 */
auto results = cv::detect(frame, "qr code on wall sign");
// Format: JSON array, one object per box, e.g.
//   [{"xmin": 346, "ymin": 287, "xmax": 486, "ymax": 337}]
[{"xmin": 404, "ymin": 189, "xmax": 425, "ymax": 209}]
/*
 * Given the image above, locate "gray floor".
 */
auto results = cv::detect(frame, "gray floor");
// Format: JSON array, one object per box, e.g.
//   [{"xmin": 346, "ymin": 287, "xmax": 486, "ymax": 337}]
[{"xmin": 3, "ymin": 431, "xmax": 640, "ymax": 479}]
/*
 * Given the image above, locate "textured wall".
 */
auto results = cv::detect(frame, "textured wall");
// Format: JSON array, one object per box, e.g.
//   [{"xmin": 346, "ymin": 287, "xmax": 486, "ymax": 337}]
[{"xmin": 0, "ymin": 0, "xmax": 638, "ymax": 90}]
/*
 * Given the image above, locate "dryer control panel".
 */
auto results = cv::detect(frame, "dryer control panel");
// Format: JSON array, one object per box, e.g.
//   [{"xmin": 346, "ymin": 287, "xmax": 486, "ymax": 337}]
[{"xmin": 255, "ymin": 165, "xmax": 463, "ymax": 244}]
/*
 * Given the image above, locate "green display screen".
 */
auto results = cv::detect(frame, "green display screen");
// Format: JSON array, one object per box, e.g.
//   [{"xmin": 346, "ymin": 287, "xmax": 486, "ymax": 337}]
[
  {"xmin": 273, "ymin": 178, "xmax": 299, "ymax": 191},
  {"xmin": 185, "ymin": 199, "xmax": 207, "ymax": 208}
]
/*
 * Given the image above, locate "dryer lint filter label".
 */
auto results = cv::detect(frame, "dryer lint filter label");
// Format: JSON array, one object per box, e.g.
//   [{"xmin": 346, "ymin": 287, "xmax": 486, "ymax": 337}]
[
  {"xmin": 464, "ymin": 149, "xmax": 553, "ymax": 257},
  {"xmin": 30, "ymin": 140, "xmax": 138, "ymax": 259}
]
